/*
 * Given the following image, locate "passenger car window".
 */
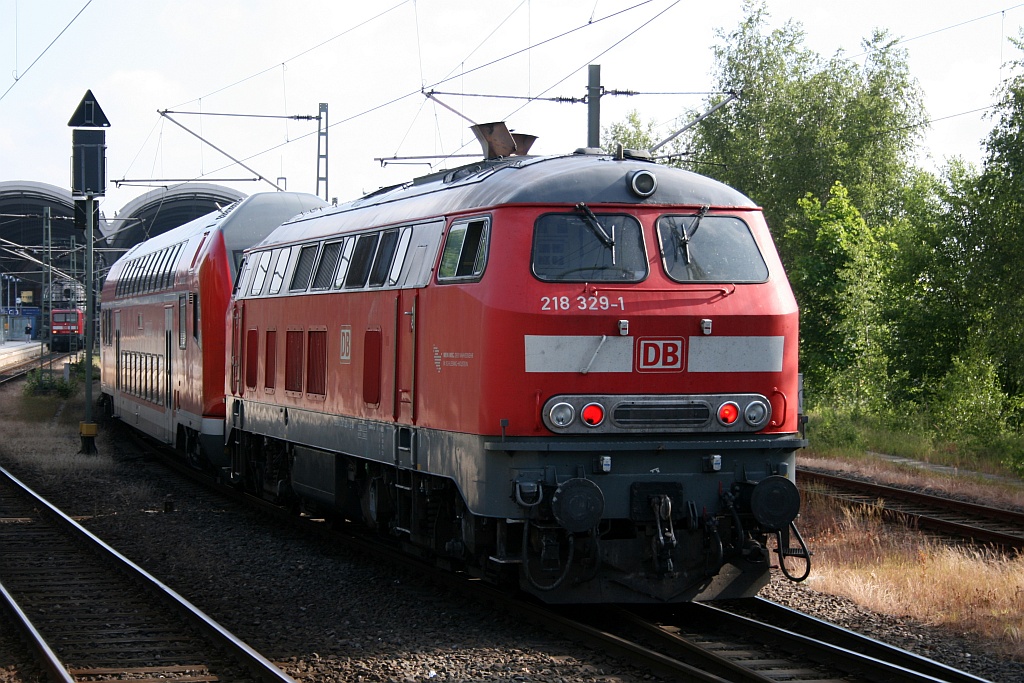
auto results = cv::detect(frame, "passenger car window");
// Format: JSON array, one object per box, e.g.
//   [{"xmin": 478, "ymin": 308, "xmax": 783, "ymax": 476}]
[
  {"xmin": 532, "ymin": 211, "xmax": 646, "ymax": 282},
  {"xmin": 657, "ymin": 215, "xmax": 769, "ymax": 282},
  {"xmin": 438, "ymin": 218, "xmax": 488, "ymax": 281}
]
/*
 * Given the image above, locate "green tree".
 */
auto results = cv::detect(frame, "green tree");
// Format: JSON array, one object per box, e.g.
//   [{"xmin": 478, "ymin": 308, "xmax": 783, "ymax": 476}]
[
  {"xmin": 686, "ymin": 1, "xmax": 925, "ymax": 236},
  {"xmin": 602, "ymin": 109, "xmax": 658, "ymax": 153},
  {"xmin": 792, "ymin": 182, "xmax": 892, "ymax": 409},
  {"xmin": 973, "ymin": 39, "xmax": 1024, "ymax": 398},
  {"xmin": 881, "ymin": 163, "xmax": 984, "ymax": 406}
]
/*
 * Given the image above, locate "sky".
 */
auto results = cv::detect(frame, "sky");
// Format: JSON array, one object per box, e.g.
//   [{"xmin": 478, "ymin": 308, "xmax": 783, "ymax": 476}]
[{"xmin": 1, "ymin": 0, "xmax": 1021, "ymax": 217}]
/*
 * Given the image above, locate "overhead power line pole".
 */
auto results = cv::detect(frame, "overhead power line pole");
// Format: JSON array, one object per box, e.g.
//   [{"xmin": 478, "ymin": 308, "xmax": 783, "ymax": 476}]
[{"xmin": 587, "ymin": 64, "xmax": 601, "ymax": 149}]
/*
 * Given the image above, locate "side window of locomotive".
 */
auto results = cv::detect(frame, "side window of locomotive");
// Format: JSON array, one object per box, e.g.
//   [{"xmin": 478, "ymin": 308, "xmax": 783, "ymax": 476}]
[
  {"xmin": 532, "ymin": 213, "xmax": 647, "ymax": 282},
  {"xmin": 386, "ymin": 227, "xmax": 413, "ymax": 286},
  {"xmin": 311, "ymin": 240, "xmax": 343, "ymax": 290},
  {"xmin": 438, "ymin": 218, "xmax": 489, "ymax": 281},
  {"xmin": 368, "ymin": 229, "xmax": 401, "ymax": 287},
  {"xmin": 344, "ymin": 233, "xmax": 379, "ymax": 289},
  {"xmin": 268, "ymin": 247, "xmax": 291, "ymax": 295},
  {"xmin": 333, "ymin": 239, "xmax": 354, "ymax": 289},
  {"xmin": 657, "ymin": 215, "xmax": 769, "ymax": 283},
  {"xmin": 289, "ymin": 244, "xmax": 320, "ymax": 292},
  {"xmin": 249, "ymin": 251, "xmax": 272, "ymax": 296}
]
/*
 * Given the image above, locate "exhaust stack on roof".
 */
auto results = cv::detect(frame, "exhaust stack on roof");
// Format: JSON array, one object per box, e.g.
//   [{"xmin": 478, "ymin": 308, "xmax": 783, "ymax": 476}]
[{"xmin": 471, "ymin": 122, "xmax": 537, "ymax": 159}]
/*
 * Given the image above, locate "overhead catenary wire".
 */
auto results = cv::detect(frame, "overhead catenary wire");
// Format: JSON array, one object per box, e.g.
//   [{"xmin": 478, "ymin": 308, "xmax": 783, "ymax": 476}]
[
  {"xmin": 0, "ymin": 0, "xmax": 93, "ymax": 105},
  {"xmin": 156, "ymin": 1, "xmax": 663, "ymax": 185},
  {"xmin": 132, "ymin": 1, "xmax": 1022, "ymax": 193}
]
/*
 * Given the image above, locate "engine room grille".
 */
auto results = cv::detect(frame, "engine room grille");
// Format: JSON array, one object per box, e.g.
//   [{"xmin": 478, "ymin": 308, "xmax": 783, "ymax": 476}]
[{"xmin": 613, "ymin": 402, "xmax": 710, "ymax": 427}]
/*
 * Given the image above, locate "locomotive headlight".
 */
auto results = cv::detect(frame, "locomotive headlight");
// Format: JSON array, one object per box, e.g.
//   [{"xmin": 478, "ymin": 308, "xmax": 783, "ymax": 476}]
[
  {"xmin": 581, "ymin": 402, "xmax": 606, "ymax": 427},
  {"xmin": 627, "ymin": 170, "xmax": 658, "ymax": 198},
  {"xmin": 717, "ymin": 401, "xmax": 740, "ymax": 426},
  {"xmin": 744, "ymin": 400, "xmax": 770, "ymax": 428},
  {"xmin": 549, "ymin": 402, "xmax": 575, "ymax": 428}
]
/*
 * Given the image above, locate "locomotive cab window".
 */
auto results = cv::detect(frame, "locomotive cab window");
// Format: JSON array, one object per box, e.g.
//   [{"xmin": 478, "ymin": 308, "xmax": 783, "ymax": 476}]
[
  {"xmin": 656, "ymin": 214, "xmax": 769, "ymax": 283},
  {"xmin": 438, "ymin": 218, "xmax": 489, "ymax": 281},
  {"xmin": 532, "ymin": 211, "xmax": 646, "ymax": 282}
]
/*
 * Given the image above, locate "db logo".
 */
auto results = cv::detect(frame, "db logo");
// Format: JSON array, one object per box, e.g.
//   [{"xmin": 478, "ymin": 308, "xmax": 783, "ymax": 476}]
[{"xmin": 637, "ymin": 338, "xmax": 684, "ymax": 372}]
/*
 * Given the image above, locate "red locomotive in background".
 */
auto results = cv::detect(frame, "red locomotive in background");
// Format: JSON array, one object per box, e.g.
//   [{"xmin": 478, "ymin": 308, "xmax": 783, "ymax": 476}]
[
  {"xmin": 50, "ymin": 307, "xmax": 85, "ymax": 352},
  {"xmin": 102, "ymin": 147, "xmax": 810, "ymax": 603}
]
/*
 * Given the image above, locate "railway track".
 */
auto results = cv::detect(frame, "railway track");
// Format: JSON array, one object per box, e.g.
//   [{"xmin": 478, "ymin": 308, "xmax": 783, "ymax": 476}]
[
  {"xmin": 0, "ymin": 351, "xmax": 77, "ymax": 386},
  {"xmin": 0, "ymin": 465, "xmax": 295, "ymax": 683},
  {"xmin": 539, "ymin": 599, "xmax": 992, "ymax": 683},
  {"xmin": 123, "ymin": 433, "xmax": 994, "ymax": 682},
  {"xmin": 797, "ymin": 467, "xmax": 1024, "ymax": 550}
]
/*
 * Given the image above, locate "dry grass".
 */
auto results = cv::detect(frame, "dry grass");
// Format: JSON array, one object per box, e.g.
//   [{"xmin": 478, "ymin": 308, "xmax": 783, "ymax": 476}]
[
  {"xmin": 0, "ymin": 383, "xmax": 115, "ymax": 487},
  {"xmin": 801, "ymin": 453, "xmax": 1024, "ymax": 512},
  {"xmin": 796, "ymin": 487, "xmax": 1024, "ymax": 659}
]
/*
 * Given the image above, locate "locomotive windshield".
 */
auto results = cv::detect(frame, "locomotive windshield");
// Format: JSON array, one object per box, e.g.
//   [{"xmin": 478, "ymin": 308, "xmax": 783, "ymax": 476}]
[
  {"xmin": 532, "ymin": 212, "xmax": 647, "ymax": 282},
  {"xmin": 657, "ymin": 215, "xmax": 769, "ymax": 283}
]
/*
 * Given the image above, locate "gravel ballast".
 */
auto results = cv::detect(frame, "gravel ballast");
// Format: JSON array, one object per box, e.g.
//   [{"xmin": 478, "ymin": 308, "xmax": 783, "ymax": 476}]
[{"xmin": 1, "ymin": 388, "xmax": 1021, "ymax": 682}]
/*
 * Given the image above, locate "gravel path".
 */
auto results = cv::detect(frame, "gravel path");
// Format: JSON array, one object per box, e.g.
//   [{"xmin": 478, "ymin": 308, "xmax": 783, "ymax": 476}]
[{"xmin": 1, "ymin": 389, "xmax": 1021, "ymax": 682}]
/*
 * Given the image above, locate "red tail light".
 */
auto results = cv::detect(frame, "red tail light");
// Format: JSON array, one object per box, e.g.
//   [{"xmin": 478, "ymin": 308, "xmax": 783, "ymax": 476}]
[
  {"xmin": 717, "ymin": 402, "xmax": 739, "ymax": 426},
  {"xmin": 581, "ymin": 403, "xmax": 605, "ymax": 427}
]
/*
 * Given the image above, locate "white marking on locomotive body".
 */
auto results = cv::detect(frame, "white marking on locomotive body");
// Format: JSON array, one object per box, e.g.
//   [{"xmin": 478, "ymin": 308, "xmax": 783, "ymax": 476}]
[
  {"xmin": 525, "ymin": 335, "xmax": 633, "ymax": 373},
  {"xmin": 687, "ymin": 336, "xmax": 784, "ymax": 372},
  {"xmin": 637, "ymin": 338, "xmax": 684, "ymax": 372},
  {"xmin": 339, "ymin": 326, "xmax": 352, "ymax": 363}
]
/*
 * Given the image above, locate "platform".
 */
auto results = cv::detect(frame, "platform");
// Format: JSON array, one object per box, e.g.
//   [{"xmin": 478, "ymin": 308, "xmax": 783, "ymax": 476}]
[{"xmin": 0, "ymin": 340, "xmax": 44, "ymax": 371}]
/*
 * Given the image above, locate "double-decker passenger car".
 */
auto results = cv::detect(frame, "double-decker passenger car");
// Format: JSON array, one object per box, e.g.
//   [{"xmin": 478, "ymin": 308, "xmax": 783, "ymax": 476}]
[
  {"xmin": 225, "ymin": 149, "xmax": 810, "ymax": 603},
  {"xmin": 100, "ymin": 192, "xmax": 327, "ymax": 466}
]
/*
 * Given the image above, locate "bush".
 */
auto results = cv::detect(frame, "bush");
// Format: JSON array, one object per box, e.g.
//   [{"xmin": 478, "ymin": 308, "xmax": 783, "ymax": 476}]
[
  {"xmin": 930, "ymin": 346, "xmax": 1006, "ymax": 441},
  {"xmin": 23, "ymin": 368, "xmax": 79, "ymax": 399},
  {"xmin": 807, "ymin": 407, "xmax": 866, "ymax": 454}
]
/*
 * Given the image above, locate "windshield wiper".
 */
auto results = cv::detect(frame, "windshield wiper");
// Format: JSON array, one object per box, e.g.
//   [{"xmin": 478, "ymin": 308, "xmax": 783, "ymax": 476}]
[
  {"xmin": 678, "ymin": 204, "xmax": 710, "ymax": 264},
  {"xmin": 575, "ymin": 203, "xmax": 615, "ymax": 248}
]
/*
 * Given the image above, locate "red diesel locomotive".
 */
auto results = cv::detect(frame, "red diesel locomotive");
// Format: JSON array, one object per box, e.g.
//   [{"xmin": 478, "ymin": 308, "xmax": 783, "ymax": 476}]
[
  {"xmin": 223, "ymin": 148, "xmax": 811, "ymax": 603},
  {"xmin": 102, "ymin": 148, "xmax": 810, "ymax": 603}
]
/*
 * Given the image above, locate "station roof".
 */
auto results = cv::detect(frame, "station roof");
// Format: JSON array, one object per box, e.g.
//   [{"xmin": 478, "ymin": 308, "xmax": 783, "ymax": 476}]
[{"xmin": 0, "ymin": 181, "xmax": 244, "ymax": 307}]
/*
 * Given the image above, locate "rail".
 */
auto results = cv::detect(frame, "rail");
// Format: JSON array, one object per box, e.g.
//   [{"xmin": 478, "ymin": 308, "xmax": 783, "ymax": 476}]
[{"xmin": 0, "ymin": 465, "xmax": 296, "ymax": 682}]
